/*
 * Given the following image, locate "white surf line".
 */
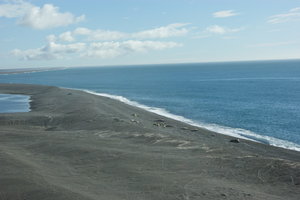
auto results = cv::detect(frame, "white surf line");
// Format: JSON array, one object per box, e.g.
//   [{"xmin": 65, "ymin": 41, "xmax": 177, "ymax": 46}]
[{"xmin": 67, "ymin": 87, "xmax": 300, "ymax": 152}]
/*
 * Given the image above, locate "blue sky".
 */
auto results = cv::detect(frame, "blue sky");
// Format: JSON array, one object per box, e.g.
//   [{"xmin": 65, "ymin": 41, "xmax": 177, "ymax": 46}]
[{"xmin": 0, "ymin": 0, "xmax": 300, "ymax": 69}]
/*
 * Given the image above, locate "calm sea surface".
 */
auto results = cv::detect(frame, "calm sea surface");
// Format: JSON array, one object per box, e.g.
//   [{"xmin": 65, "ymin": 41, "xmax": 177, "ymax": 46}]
[{"xmin": 1, "ymin": 60, "xmax": 300, "ymax": 150}]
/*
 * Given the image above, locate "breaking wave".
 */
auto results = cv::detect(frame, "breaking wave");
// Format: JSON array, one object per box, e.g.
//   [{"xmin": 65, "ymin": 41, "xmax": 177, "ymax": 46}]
[{"xmin": 82, "ymin": 89, "xmax": 300, "ymax": 152}]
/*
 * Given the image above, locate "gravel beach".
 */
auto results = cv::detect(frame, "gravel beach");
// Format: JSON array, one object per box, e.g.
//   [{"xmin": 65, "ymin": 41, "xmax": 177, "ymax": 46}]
[{"xmin": 0, "ymin": 83, "xmax": 299, "ymax": 200}]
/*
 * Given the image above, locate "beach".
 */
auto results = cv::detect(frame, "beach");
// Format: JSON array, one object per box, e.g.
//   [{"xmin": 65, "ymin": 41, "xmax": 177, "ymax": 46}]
[{"xmin": 0, "ymin": 83, "xmax": 299, "ymax": 200}]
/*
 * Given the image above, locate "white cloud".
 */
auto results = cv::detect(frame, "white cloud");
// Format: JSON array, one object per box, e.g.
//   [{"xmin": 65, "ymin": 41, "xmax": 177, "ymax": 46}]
[
  {"xmin": 46, "ymin": 34, "xmax": 57, "ymax": 42},
  {"xmin": 193, "ymin": 25, "xmax": 243, "ymax": 39},
  {"xmin": 73, "ymin": 27, "xmax": 92, "ymax": 35},
  {"xmin": 0, "ymin": 0, "xmax": 32, "ymax": 18},
  {"xmin": 12, "ymin": 40, "xmax": 180, "ymax": 60},
  {"xmin": 75, "ymin": 23, "xmax": 189, "ymax": 41},
  {"xmin": 59, "ymin": 31, "xmax": 75, "ymax": 42},
  {"xmin": 11, "ymin": 48, "xmax": 52, "ymax": 60},
  {"xmin": 290, "ymin": 7, "xmax": 300, "ymax": 12},
  {"xmin": 0, "ymin": 0, "xmax": 85, "ymax": 29},
  {"xmin": 11, "ymin": 23, "xmax": 185, "ymax": 60},
  {"xmin": 74, "ymin": 27, "xmax": 127, "ymax": 41},
  {"xmin": 84, "ymin": 42, "xmax": 124, "ymax": 58},
  {"xmin": 19, "ymin": 4, "xmax": 85, "ymax": 29},
  {"xmin": 54, "ymin": 23, "xmax": 190, "ymax": 43},
  {"xmin": 123, "ymin": 40, "xmax": 180, "ymax": 51},
  {"xmin": 213, "ymin": 10, "xmax": 239, "ymax": 18},
  {"xmin": 206, "ymin": 25, "xmax": 242, "ymax": 35},
  {"xmin": 206, "ymin": 25, "xmax": 227, "ymax": 34},
  {"xmin": 268, "ymin": 7, "xmax": 300, "ymax": 24},
  {"xmin": 11, "ymin": 41, "xmax": 86, "ymax": 60},
  {"xmin": 84, "ymin": 40, "xmax": 180, "ymax": 58},
  {"xmin": 132, "ymin": 23, "xmax": 189, "ymax": 39}
]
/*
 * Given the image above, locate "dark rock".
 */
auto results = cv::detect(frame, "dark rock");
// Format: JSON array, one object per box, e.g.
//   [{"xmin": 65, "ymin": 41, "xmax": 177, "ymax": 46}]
[
  {"xmin": 154, "ymin": 119, "xmax": 165, "ymax": 123},
  {"xmin": 230, "ymin": 138, "xmax": 240, "ymax": 143}
]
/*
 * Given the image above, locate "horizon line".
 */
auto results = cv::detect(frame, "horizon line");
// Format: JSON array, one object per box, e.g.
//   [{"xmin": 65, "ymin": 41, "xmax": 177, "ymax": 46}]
[{"xmin": 1, "ymin": 58, "xmax": 300, "ymax": 71}]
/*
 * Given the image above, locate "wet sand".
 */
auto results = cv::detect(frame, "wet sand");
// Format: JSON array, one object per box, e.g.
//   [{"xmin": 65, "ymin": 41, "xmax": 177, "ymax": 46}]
[{"xmin": 0, "ymin": 83, "xmax": 299, "ymax": 200}]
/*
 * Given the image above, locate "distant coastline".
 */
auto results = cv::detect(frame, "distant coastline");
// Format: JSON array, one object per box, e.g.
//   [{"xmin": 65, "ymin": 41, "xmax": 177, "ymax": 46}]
[{"xmin": 0, "ymin": 67, "xmax": 66, "ymax": 75}]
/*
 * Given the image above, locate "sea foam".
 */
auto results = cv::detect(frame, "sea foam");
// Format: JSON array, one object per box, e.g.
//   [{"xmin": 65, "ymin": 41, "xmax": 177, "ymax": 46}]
[{"xmin": 82, "ymin": 89, "xmax": 300, "ymax": 152}]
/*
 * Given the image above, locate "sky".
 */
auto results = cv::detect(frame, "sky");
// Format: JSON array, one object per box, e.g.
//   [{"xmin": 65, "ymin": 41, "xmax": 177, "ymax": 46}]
[{"xmin": 0, "ymin": 0, "xmax": 300, "ymax": 69}]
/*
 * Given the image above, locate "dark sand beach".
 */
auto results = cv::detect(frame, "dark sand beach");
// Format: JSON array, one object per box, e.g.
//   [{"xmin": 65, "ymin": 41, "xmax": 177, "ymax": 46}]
[{"xmin": 0, "ymin": 83, "xmax": 299, "ymax": 200}]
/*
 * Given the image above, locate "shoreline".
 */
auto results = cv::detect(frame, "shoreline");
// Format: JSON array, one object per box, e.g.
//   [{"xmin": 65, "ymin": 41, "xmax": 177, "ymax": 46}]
[
  {"xmin": 80, "ymin": 88, "xmax": 300, "ymax": 152},
  {"xmin": 0, "ymin": 83, "xmax": 299, "ymax": 200}
]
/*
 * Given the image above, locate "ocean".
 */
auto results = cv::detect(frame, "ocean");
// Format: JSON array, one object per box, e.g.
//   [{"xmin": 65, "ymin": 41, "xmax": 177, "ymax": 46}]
[{"xmin": 1, "ymin": 60, "xmax": 300, "ymax": 151}]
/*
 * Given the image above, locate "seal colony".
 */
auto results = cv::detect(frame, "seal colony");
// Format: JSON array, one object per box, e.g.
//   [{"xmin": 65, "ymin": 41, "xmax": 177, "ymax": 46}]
[{"xmin": 0, "ymin": 84, "xmax": 299, "ymax": 200}]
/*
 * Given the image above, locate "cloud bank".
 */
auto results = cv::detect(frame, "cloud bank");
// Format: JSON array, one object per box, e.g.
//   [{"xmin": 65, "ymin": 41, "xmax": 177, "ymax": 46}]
[
  {"xmin": 11, "ymin": 40, "xmax": 181, "ymax": 60},
  {"xmin": 11, "ymin": 42, "xmax": 86, "ymax": 60},
  {"xmin": 10, "ymin": 23, "xmax": 188, "ymax": 60}
]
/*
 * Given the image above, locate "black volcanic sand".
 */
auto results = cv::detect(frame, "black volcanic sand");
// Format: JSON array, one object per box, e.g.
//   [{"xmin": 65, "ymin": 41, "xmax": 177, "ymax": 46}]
[{"xmin": 0, "ymin": 84, "xmax": 299, "ymax": 200}]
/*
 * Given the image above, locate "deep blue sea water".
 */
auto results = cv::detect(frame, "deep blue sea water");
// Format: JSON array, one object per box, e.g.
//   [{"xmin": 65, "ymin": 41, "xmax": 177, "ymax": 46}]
[{"xmin": 1, "ymin": 60, "xmax": 300, "ymax": 151}]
